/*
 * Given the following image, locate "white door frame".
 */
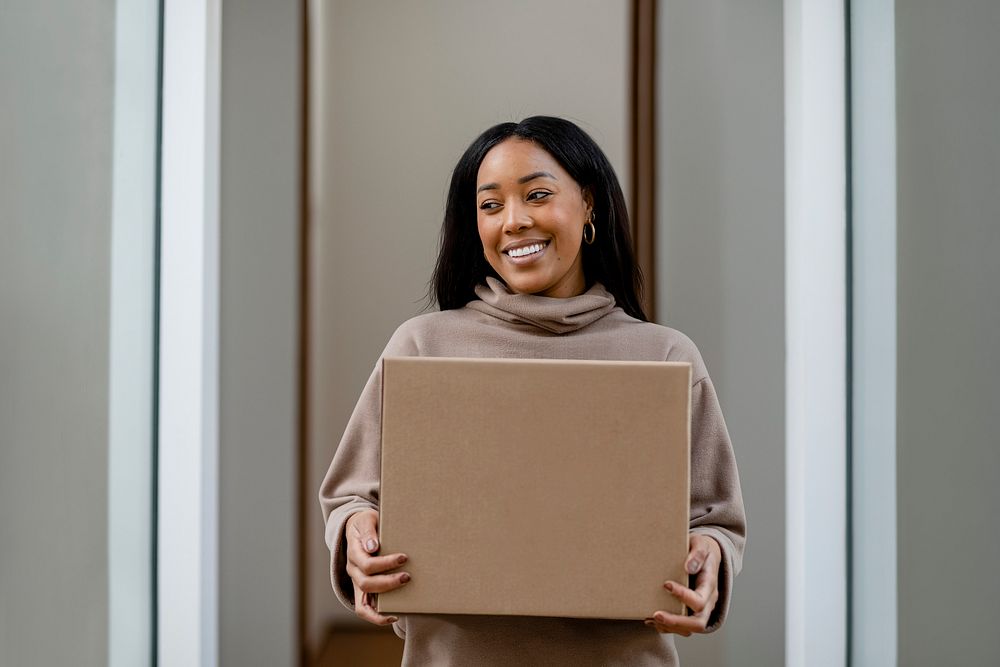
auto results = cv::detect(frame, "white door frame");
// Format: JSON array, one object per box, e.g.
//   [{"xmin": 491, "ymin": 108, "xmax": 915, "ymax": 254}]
[
  {"xmin": 784, "ymin": 1, "xmax": 848, "ymax": 664},
  {"xmin": 157, "ymin": 1, "xmax": 222, "ymax": 665}
]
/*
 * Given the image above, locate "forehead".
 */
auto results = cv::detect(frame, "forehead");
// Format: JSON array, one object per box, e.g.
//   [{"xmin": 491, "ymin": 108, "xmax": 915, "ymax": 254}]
[{"xmin": 476, "ymin": 139, "xmax": 566, "ymax": 184}]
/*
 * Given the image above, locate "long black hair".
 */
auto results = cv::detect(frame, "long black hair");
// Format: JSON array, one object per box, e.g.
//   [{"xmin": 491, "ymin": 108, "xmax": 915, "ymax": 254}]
[{"xmin": 431, "ymin": 116, "xmax": 648, "ymax": 322}]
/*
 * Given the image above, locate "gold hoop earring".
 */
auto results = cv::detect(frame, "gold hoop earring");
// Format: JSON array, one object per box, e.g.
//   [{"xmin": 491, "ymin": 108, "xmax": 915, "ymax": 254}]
[{"xmin": 583, "ymin": 213, "xmax": 596, "ymax": 245}]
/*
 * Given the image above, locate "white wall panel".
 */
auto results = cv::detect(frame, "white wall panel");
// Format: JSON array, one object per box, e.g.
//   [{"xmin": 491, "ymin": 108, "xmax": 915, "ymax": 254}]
[{"xmin": 784, "ymin": 1, "xmax": 847, "ymax": 664}]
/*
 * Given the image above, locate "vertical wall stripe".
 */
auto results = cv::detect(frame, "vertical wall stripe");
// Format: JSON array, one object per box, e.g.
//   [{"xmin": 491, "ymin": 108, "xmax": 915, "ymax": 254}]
[
  {"xmin": 784, "ymin": 0, "xmax": 848, "ymax": 664},
  {"xmin": 849, "ymin": 0, "xmax": 898, "ymax": 664},
  {"xmin": 108, "ymin": 0, "xmax": 159, "ymax": 664},
  {"xmin": 298, "ymin": 1, "xmax": 311, "ymax": 665},
  {"xmin": 630, "ymin": 0, "xmax": 657, "ymax": 321},
  {"xmin": 151, "ymin": 0, "xmax": 165, "ymax": 661},
  {"xmin": 158, "ymin": 1, "xmax": 222, "ymax": 664},
  {"xmin": 843, "ymin": 2, "xmax": 855, "ymax": 661}
]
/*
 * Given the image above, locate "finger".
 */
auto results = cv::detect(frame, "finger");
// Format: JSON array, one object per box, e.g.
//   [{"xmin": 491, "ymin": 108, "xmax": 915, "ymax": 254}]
[
  {"xmin": 691, "ymin": 565, "xmax": 718, "ymax": 603},
  {"xmin": 354, "ymin": 589, "xmax": 398, "ymax": 627},
  {"xmin": 690, "ymin": 546, "xmax": 721, "ymax": 604},
  {"xmin": 645, "ymin": 618, "xmax": 692, "ymax": 637},
  {"xmin": 644, "ymin": 615, "xmax": 695, "ymax": 637},
  {"xmin": 699, "ymin": 541, "xmax": 721, "ymax": 578},
  {"xmin": 663, "ymin": 580, "xmax": 709, "ymax": 613},
  {"xmin": 653, "ymin": 609, "xmax": 712, "ymax": 632},
  {"xmin": 650, "ymin": 610, "xmax": 709, "ymax": 634},
  {"xmin": 355, "ymin": 570, "xmax": 412, "ymax": 595},
  {"xmin": 350, "ymin": 511, "xmax": 380, "ymax": 554},
  {"xmin": 349, "ymin": 551, "xmax": 409, "ymax": 576}
]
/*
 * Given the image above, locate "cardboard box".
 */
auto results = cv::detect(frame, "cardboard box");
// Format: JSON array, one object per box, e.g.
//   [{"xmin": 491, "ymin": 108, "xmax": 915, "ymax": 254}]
[{"xmin": 377, "ymin": 357, "xmax": 691, "ymax": 620}]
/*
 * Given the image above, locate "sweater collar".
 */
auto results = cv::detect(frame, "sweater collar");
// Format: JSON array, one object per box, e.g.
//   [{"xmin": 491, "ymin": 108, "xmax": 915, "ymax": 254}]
[{"xmin": 466, "ymin": 277, "xmax": 617, "ymax": 334}]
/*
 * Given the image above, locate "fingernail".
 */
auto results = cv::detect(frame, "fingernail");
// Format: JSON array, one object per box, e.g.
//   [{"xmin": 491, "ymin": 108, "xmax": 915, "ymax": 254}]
[
  {"xmin": 644, "ymin": 620, "xmax": 655, "ymax": 626},
  {"xmin": 400, "ymin": 573, "xmax": 411, "ymax": 583},
  {"xmin": 687, "ymin": 560, "xmax": 701, "ymax": 574},
  {"xmin": 388, "ymin": 617, "xmax": 398, "ymax": 623},
  {"xmin": 366, "ymin": 539, "xmax": 377, "ymax": 553},
  {"xmin": 397, "ymin": 555, "xmax": 408, "ymax": 565},
  {"xmin": 664, "ymin": 582, "xmax": 675, "ymax": 592}
]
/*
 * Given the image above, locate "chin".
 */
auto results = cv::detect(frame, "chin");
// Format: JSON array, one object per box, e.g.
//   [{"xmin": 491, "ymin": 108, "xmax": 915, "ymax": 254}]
[
  {"xmin": 505, "ymin": 281, "xmax": 543, "ymax": 295},
  {"xmin": 513, "ymin": 280, "xmax": 563, "ymax": 297}
]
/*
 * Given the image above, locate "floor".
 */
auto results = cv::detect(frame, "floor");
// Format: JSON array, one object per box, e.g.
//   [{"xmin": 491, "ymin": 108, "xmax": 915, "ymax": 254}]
[{"xmin": 314, "ymin": 626, "xmax": 405, "ymax": 667}]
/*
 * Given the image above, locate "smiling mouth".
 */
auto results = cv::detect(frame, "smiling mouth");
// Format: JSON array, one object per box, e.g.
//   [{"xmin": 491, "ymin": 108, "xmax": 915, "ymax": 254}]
[{"xmin": 504, "ymin": 241, "xmax": 550, "ymax": 258}]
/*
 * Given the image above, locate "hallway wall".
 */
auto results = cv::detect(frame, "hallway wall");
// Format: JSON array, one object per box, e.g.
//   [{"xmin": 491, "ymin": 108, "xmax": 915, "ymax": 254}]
[
  {"xmin": 656, "ymin": 2, "xmax": 785, "ymax": 664},
  {"xmin": 307, "ymin": 0, "xmax": 630, "ymax": 651},
  {"xmin": 0, "ymin": 3, "xmax": 115, "ymax": 664},
  {"xmin": 895, "ymin": 2, "xmax": 1000, "ymax": 663}
]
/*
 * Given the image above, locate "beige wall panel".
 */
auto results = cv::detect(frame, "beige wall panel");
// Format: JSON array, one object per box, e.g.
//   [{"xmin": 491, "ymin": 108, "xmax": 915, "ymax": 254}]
[
  {"xmin": 657, "ymin": 2, "xmax": 785, "ymax": 665},
  {"xmin": 308, "ymin": 0, "xmax": 630, "ymax": 647}
]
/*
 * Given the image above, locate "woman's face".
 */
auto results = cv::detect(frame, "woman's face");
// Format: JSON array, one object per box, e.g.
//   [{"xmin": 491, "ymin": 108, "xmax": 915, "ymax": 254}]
[{"xmin": 476, "ymin": 138, "xmax": 592, "ymax": 298}]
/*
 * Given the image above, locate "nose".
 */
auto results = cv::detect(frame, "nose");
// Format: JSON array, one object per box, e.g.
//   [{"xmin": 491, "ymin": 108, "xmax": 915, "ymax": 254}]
[{"xmin": 501, "ymin": 200, "xmax": 533, "ymax": 234}]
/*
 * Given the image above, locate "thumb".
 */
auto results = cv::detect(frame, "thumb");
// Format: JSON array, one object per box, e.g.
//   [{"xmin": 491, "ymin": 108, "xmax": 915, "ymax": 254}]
[
  {"xmin": 686, "ymin": 536, "xmax": 711, "ymax": 575},
  {"xmin": 352, "ymin": 510, "xmax": 380, "ymax": 554}
]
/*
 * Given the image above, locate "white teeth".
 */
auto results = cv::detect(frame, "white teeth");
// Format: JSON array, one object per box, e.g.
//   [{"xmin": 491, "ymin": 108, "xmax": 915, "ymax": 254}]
[{"xmin": 507, "ymin": 243, "xmax": 545, "ymax": 258}]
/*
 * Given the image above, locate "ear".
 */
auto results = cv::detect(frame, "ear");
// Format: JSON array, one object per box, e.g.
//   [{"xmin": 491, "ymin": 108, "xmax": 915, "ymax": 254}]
[{"xmin": 582, "ymin": 186, "xmax": 595, "ymax": 217}]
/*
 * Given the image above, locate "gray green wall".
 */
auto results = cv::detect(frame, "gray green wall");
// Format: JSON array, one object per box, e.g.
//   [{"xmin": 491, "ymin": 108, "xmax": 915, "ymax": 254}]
[
  {"xmin": 0, "ymin": 3, "xmax": 302, "ymax": 665},
  {"xmin": 896, "ymin": 1, "xmax": 1000, "ymax": 663},
  {"xmin": 0, "ymin": 3, "xmax": 115, "ymax": 665},
  {"xmin": 657, "ymin": 2, "xmax": 785, "ymax": 665},
  {"xmin": 218, "ymin": 2, "xmax": 300, "ymax": 665}
]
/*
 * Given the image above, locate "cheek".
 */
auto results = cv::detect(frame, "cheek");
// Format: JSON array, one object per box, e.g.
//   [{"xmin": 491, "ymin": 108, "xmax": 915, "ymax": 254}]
[
  {"xmin": 477, "ymin": 219, "xmax": 499, "ymax": 259},
  {"xmin": 555, "ymin": 215, "xmax": 584, "ymax": 250},
  {"xmin": 476, "ymin": 220, "xmax": 490, "ymax": 251}
]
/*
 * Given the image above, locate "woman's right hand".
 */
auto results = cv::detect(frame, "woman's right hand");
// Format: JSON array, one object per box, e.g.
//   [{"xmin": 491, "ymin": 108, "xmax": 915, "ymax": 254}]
[{"xmin": 345, "ymin": 509, "xmax": 411, "ymax": 626}]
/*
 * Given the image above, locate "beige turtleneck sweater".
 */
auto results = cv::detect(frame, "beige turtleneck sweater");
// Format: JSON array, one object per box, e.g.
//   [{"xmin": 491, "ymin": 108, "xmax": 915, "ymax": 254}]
[{"xmin": 319, "ymin": 278, "xmax": 746, "ymax": 666}]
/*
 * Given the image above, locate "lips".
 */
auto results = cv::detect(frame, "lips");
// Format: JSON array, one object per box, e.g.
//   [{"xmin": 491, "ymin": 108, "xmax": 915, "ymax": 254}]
[{"xmin": 502, "ymin": 240, "xmax": 550, "ymax": 258}]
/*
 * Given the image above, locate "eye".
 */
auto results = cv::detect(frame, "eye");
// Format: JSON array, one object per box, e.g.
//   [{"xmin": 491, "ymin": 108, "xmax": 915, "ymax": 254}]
[
  {"xmin": 526, "ymin": 190, "xmax": 552, "ymax": 202},
  {"xmin": 479, "ymin": 200, "xmax": 501, "ymax": 211}
]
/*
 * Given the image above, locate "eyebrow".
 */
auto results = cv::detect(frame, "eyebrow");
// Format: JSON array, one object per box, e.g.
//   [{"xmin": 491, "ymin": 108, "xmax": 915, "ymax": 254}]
[{"xmin": 476, "ymin": 171, "xmax": 557, "ymax": 194}]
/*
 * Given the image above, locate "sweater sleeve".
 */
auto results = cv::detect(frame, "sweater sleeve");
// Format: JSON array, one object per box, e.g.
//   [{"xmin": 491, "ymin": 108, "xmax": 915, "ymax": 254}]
[
  {"xmin": 687, "ymin": 375, "xmax": 746, "ymax": 632},
  {"xmin": 317, "ymin": 322, "xmax": 422, "ymax": 611},
  {"xmin": 317, "ymin": 363, "xmax": 384, "ymax": 610}
]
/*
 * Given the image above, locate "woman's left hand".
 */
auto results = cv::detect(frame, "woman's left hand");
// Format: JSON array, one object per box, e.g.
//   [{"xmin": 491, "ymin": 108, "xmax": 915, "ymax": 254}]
[{"xmin": 645, "ymin": 534, "xmax": 722, "ymax": 636}]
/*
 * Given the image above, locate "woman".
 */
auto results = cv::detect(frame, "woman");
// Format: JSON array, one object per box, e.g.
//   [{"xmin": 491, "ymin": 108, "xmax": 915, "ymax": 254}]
[{"xmin": 319, "ymin": 116, "xmax": 745, "ymax": 665}]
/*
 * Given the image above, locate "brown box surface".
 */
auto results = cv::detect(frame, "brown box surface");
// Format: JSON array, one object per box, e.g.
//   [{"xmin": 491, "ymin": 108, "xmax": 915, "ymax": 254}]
[{"xmin": 378, "ymin": 357, "xmax": 691, "ymax": 620}]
